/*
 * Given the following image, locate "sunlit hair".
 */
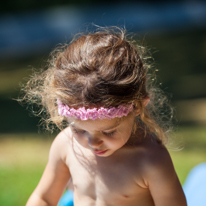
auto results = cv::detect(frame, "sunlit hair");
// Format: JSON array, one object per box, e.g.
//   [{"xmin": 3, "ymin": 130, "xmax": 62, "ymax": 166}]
[{"xmin": 20, "ymin": 27, "xmax": 173, "ymax": 144}]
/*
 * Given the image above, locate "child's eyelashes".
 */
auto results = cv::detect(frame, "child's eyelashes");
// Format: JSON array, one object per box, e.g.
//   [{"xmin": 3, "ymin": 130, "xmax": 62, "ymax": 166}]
[
  {"xmin": 72, "ymin": 127, "xmax": 116, "ymax": 137},
  {"xmin": 103, "ymin": 130, "xmax": 116, "ymax": 137},
  {"xmin": 72, "ymin": 128, "xmax": 86, "ymax": 135}
]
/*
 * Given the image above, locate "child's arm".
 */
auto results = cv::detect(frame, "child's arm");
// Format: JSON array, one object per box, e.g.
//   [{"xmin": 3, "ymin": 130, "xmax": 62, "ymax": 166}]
[
  {"xmin": 143, "ymin": 146, "xmax": 187, "ymax": 206},
  {"xmin": 26, "ymin": 132, "xmax": 71, "ymax": 206}
]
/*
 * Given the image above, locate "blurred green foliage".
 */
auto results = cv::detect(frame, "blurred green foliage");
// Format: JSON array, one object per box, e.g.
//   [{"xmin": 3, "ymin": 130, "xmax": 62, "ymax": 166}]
[{"xmin": 145, "ymin": 28, "xmax": 206, "ymax": 100}]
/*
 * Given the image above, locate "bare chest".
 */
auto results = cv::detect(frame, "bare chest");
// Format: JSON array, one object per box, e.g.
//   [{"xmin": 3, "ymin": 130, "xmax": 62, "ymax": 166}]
[{"xmin": 66, "ymin": 147, "xmax": 153, "ymax": 206}]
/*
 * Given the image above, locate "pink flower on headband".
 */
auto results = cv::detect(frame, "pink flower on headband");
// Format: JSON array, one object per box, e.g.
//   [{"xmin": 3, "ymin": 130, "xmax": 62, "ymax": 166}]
[{"xmin": 57, "ymin": 99, "xmax": 133, "ymax": 120}]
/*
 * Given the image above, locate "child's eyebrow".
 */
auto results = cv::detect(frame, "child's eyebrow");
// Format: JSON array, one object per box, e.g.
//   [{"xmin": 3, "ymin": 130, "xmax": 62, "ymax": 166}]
[
  {"xmin": 101, "ymin": 122, "xmax": 120, "ymax": 131},
  {"xmin": 68, "ymin": 121, "xmax": 120, "ymax": 131}
]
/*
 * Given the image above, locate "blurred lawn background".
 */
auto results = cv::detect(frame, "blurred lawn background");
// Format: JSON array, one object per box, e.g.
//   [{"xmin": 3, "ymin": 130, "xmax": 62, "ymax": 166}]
[{"xmin": 1, "ymin": 0, "xmax": 206, "ymax": 205}]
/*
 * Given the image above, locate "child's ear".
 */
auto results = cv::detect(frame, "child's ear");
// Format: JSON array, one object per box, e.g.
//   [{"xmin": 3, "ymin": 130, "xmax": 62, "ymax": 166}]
[
  {"xmin": 134, "ymin": 97, "xmax": 150, "ymax": 116},
  {"xmin": 142, "ymin": 96, "xmax": 150, "ymax": 107}
]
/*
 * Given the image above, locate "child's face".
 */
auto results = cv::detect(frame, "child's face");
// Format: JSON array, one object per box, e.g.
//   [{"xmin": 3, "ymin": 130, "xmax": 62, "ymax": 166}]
[{"xmin": 68, "ymin": 112, "xmax": 136, "ymax": 157}]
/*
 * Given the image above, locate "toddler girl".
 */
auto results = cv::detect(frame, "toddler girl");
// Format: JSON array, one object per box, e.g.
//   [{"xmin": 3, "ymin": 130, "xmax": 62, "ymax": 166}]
[{"xmin": 24, "ymin": 27, "xmax": 187, "ymax": 206}]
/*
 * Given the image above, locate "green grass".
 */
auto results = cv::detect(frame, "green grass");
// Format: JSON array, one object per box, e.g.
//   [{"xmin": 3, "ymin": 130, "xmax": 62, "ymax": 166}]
[
  {"xmin": 169, "ymin": 126, "xmax": 206, "ymax": 184},
  {"xmin": 0, "ymin": 134, "xmax": 53, "ymax": 206},
  {"xmin": 0, "ymin": 166, "xmax": 45, "ymax": 205},
  {"xmin": 0, "ymin": 126, "xmax": 206, "ymax": 205}
]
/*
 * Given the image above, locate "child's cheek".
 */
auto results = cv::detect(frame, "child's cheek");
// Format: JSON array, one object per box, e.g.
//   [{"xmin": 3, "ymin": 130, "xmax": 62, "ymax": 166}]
[{"xmin": 73, "ymin": 134, "xmax": 87, "ymax": 146}]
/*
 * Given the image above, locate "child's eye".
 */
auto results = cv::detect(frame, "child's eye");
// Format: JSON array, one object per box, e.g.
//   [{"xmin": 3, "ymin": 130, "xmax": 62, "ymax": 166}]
[
  {"xmin": 103, "ymin": 130, "xmax": 116, "ymax": 137},
  {"xmin": 73, "ymin": 128, "xmax": 86, "ymax": 135}
]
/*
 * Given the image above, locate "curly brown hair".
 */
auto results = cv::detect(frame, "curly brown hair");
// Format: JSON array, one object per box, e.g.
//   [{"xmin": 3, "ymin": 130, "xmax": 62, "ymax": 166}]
[{"xmin": 20, "ymin": 27, "xmax": 173, "ymax": 144}]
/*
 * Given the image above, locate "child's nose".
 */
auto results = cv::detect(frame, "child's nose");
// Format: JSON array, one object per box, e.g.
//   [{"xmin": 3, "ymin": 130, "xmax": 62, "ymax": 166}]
[{"xmin": 88, "ymin": 135, "xmax": 103, "ymax": 148}]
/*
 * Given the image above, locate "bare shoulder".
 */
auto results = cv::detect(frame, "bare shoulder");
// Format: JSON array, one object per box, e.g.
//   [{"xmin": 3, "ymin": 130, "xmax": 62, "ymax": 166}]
[
  {"xmin": 126, "ymin": 135, "xmax": 173, "ymax": 179},
  {"xmin": 53, "ymin": 126, "xmax": 71, "ymax": 144},
  {"xmin": 136, "ymin": 137, "xmax": 175, "ymax": 179},
  {"xmin": 49, "ymin": 127, "xmax": 72, "ymax": 162},
  {"xmin": 147, "ymin": 141, "xmax": 170, "ymax": 165},
  {"xmin": 134, "ymin": 136, "xmax": 187, "ymax": 206}
]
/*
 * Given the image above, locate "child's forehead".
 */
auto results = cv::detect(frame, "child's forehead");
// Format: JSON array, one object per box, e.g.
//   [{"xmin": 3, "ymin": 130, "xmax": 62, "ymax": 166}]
[{"xmin": 68, "ymin": 117, "xmax": 122, "ymax": 131}]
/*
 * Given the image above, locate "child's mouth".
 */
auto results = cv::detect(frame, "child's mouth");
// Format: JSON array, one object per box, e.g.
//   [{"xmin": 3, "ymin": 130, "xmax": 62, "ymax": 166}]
[{"xmin": 93, "ymin": 149, "xmax": 108, "ymax": 155}]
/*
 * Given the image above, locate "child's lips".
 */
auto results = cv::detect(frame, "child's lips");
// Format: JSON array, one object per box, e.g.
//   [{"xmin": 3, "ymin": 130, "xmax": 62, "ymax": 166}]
[{"xmin": 94, "ymin": 149, "xmax": 108, "ymax": 155}]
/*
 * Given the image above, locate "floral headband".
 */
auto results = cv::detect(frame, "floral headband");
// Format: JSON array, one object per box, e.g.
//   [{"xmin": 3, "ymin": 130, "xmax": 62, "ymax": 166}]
[{"xmin": 57, "ymin": 99, "xmax": 133, "ymax": 120}]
